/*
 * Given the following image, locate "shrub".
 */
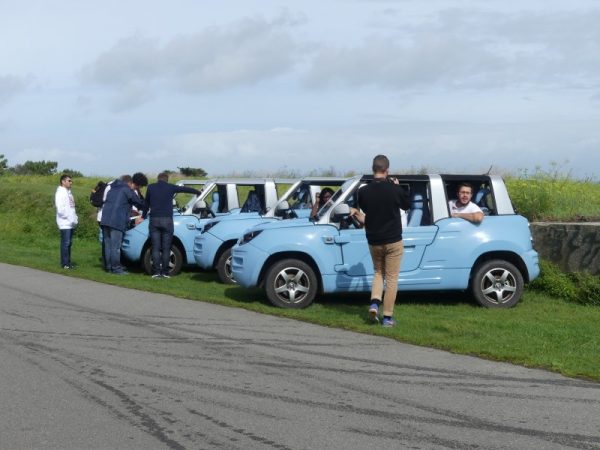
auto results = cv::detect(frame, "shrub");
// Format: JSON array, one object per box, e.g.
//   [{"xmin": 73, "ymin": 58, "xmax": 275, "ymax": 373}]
[
  {"xmin": 531, "ymin": 259, "xmax": 600, "ymax": 305},
  {"xmin": 178, "ymin": 167, "xmax": 207, "ymax": 177},
  {"xmin": 569, "ymin": 273, "xmax": 600, "ymax": 306},
  {"xmin": 530, "ymin": 260, "xmax": 578, "ymax": 301},
  {"xmin": 11, "ymin": 160, "xmax": 58, "ymax": 176}
]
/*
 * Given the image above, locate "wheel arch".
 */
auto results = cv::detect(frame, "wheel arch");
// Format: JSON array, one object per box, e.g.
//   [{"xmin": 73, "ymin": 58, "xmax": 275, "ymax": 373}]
[
  {"xmin": 470, "ymin": 251, "xmax": 530, "ymax": 283},
  {"xmin": 214, "ymin": 239, "xmax": 238, "ymax": 269},
  {"xmin": 258, "ymin": 251, "xmax": 323, "ymax": 292}
]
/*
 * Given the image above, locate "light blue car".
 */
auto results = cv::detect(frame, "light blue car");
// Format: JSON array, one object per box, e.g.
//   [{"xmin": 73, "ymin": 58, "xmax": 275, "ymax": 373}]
[
  {"xmin": 193, "ymin": 177, "xmax": 347, "ymax": 283},
  {"xmin": 121, "ymin": 178, "xmax": 293, "ymax": 275},
  {"xmin": 231, "ymin": 174, "xmax": 540, "ymax": 309}
]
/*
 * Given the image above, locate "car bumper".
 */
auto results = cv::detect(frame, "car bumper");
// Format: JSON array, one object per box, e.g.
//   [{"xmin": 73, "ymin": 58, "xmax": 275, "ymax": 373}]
[
  {"xmin": 193, "ymin": 233, "xmax": 224, "ymax": 269},
  {"xmin": 231, "ymin": 243, "xmax": 270, "ymax": 288},
  {"xmin": 121, "ymin": 227, "xmax": 148, "ymax": 262}
]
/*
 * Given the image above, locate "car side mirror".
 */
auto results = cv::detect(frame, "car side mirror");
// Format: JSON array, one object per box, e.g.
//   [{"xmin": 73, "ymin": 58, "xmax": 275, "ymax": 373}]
[
  {"xmin": 332, "ymin": 203, "xmax": 350, "ymax": 221},
  {"xmin": 192, "ymin": 200, "xmax": 208, "ymax": 214},
  {"xmin": 276, "ymin": 200, "xmax": 290, "ymax": 211}
]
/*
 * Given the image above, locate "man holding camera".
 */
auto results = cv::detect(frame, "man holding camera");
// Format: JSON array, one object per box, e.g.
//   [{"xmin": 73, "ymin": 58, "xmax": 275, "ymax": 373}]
[{"xmin": 353, "ymin": 154, "xmax": 410, "ymax": 327}]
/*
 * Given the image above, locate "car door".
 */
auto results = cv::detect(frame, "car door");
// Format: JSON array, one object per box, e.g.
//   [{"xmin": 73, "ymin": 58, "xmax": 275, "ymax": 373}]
[{"xmin": 333, "ymin": 178, "xmax": 438, "ymax": 290}]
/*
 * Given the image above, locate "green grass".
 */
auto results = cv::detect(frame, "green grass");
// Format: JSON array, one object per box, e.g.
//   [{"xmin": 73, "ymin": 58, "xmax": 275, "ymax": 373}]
[{"xmin": 1, "ymin": 174, "xmax": 600, "ymax": 382}]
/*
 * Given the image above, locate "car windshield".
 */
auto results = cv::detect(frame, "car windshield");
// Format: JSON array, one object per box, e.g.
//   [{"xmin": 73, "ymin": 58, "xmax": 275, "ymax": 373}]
[
  {"xmin": 285, "ymin": 182, "xmax": 313, "ymax": 210},
  {"xmin": 314, "ymin": 178, "xmax": 356, "ymax": 220}
]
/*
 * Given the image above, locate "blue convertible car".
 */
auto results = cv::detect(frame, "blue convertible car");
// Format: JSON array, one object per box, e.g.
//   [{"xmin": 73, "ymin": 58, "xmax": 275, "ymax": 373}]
[
  {"xmin": 231, "ymin": 174, "xmax": 540, "ymax": 308},
  {"xmin": 193, "ymin": 177, "xmax": 346, "ymax": 283}
]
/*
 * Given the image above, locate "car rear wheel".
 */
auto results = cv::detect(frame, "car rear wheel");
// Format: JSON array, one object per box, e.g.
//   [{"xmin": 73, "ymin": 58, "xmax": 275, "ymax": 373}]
[
  {"xmin": 471, "ymin": 259, "xmax": 524, "ymax": 308},
  {"xmin": 142, "ymin": 245, "xmax": 184, "ymax": 276},
  {"xmin": 216, "ymin": 247, "xmax": 236, "ymax": 284},
  {"xmin": 265, "ymin": 259, "xmax": 317, "ymax": 308}
]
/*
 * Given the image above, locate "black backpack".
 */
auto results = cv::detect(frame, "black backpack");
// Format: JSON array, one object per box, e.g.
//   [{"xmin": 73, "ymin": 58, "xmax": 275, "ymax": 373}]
[{"xmin": 90, "ymin": 181, "xmax": 108, "ymax": 207}]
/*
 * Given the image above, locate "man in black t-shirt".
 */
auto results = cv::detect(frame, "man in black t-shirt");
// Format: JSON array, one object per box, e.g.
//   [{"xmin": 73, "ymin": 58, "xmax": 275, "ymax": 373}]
[{"xmin": 354, "ymin": 155, "xmax": 410, "ymax": 327}]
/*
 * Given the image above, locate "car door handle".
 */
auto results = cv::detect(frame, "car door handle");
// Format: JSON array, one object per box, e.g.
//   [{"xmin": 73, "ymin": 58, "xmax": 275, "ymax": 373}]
[
  {"xmin": 333, "ymin": 235, "xmax": 350, "ymax": 244},
  {"xmin": 187, "ymin": 224, "xmax": 196, "ymax": 230}
]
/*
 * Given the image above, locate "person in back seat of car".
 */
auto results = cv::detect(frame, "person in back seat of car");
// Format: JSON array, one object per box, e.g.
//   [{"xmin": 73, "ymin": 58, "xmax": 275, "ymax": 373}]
[{"xmin": 448, "ymin": 182, "xmax": 484, "ymax": 224}]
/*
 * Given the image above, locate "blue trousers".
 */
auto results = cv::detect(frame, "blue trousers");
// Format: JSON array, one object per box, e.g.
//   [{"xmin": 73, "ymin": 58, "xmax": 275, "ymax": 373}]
[
  {"xmin": 149, "ymin": 217, "xmax": 174, "ymax": 275},
  {"xmin": 102, "ymin": 226, "xmax": 125, "ymax": 273},
  {"xmin": 60, "ymin": 228, "xmax": 74, "ymax": 267}
]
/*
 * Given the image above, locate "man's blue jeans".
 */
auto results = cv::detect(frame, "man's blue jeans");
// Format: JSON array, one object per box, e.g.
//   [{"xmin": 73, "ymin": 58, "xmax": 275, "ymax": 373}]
[
  {"xmin": 149, "ymin": 217, "xmax": 174, "ymax": 275},
  {"xmin": 60, "ymin": 228, "xmax": 74, "ymax": 267},
  {"xmin": 102, "ymin": 226, "xmax": 124, "ymax": 273}
]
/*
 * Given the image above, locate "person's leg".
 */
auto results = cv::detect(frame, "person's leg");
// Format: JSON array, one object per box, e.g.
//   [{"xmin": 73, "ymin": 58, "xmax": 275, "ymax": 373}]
[
  {"xmin": 381, "ymin": 241, "xmax": 404, "ymax": 317},
  {"xmin": 66, "ymin": 228, "xmax": 74, "ymax": 266},
  {"xmin": 60, "ymin": 228, "xmax": 71, "ymax": 267},
  {"xmin": 110, "ymin": 229, "xmax": 125, "ymax": 273},
  {"xmin": 149, "ymin": 219, "xmax": 162, "ymax": 275},
  {"xmin": 160, "ymin": 218, "xmax": 174, "ymax": 276},
  {"xmin": 368, "ymin": 244, "xmax": 385, "ymax": 303},
  {"xmin": 102, "ymin": 226, "xmax": 114, "ymax": 271},
  {"xmin": 99, "ymin": 222, "xmax": 107, "ymax": 271}
]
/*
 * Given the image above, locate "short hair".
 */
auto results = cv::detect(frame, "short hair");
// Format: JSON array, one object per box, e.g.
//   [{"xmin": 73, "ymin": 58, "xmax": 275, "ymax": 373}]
[
  {"xmin": 157, "ymin": 172, "xmax": 169, "ymax": 182},
  {"xmin": 132, "ymin": 172, "xmax": 148, "ymax": 187},
  {"xmin": 457, "ymin": 182, "xmax": 473, "ymax": 193},
  {"xmin": 120, "ymin": 174, "xmax": 132, "ymax": 183},
  {"xmin": 59, "ymin": 174, "xmax": 71, "ymax": 184},
  {"xmin": 372, "ymin": 154, "xmax": 390, "ymax": 173}
]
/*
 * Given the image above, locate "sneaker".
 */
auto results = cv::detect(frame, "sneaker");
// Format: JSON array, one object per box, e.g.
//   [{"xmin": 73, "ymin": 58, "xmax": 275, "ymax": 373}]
[
  {"xmin": 112, "ymin": 270, "xmax": 129, "ymax": 275},
  {"xmin": 368, "ymin": 303, "xmax": 380, "ymax": 323},
  {"xmin": 382, "ymin": 317, "xmax": 396, "ymax": 328},
  {"xmin": 161, "ymin": 273, "xmax": 171, "ymax": 279},
  {"xmin": 62, "ymin": 265, "xmax": 72, "ymax": 270},
  {"xmin": 151, "ymin": 274, "xmax": 161, "ymax": 279}
]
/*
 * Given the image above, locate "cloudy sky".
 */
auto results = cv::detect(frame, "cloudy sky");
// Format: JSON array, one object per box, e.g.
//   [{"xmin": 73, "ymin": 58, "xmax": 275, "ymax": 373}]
[{"xmin": 1, "ymin": 0, "xmax": 599, "ymax": 178}]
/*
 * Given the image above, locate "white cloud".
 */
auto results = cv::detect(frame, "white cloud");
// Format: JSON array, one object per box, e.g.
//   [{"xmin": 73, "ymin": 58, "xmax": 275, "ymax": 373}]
[
  {"xmin": 0, "ymin": 74, "xmax": 30, "ymax": 105},
  {"xmin": 304, "ymin": 8, "xmax": 600, "ymax": 92},
  {"xmin": 82, "ymin": 13, "xmax": 305, "ymax": 110}
]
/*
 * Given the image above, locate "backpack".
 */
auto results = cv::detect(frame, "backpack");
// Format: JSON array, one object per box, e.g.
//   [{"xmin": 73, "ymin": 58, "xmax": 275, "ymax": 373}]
[{"xmin": 90, "ymin": 181, "xmax": 108, "ymax": 207}]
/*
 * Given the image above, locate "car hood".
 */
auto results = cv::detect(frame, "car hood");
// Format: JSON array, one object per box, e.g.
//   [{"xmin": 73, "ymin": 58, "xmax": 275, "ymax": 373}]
[{"xmin": 244, "ymin": 217, "xmax": 313, "ymax": 233}]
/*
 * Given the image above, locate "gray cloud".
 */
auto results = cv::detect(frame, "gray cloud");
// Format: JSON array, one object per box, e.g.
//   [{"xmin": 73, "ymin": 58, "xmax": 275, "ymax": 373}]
[
  {"xmin": 0, "ymin": 75, "xmax": 30, "ymax": 105},
  {"xmin": 304, "ymin": 8, "xmax": 600, "ymax": 91},
  {"xmin": 82, "ymin": 13, "xmax": 305, "ymax": 110}
]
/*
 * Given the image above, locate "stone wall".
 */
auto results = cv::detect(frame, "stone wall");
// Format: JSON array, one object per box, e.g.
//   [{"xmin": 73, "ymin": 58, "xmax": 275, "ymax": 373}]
[{"xmin": 530, "ymin": 222, "xmax": 600, "ymax": 275}]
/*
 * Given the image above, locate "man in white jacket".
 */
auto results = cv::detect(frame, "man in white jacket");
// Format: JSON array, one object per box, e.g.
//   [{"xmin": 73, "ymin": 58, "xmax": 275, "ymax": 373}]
[{"xmin": 55, "ymin": 174, "xmax": 78, "ymax": 269}]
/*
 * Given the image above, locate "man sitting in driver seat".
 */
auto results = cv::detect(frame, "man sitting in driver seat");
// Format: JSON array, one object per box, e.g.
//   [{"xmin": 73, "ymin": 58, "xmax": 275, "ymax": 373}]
[{"xmin": 448, "ymin": 182, "xmax": 484, "ymax": 224}]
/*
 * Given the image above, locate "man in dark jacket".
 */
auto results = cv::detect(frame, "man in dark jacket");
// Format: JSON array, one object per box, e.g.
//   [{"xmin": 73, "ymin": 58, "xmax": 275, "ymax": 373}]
[
  {"xmin": 100, "ymin": 175, "xmax": 146, "ymax": 274},
  {"xmin": 355, "ymin": 155, "xmax": 410, "ymax": 327},
  {"xmin": 143, "ymin": 172, "xmax": 201, "ymax": 278}
]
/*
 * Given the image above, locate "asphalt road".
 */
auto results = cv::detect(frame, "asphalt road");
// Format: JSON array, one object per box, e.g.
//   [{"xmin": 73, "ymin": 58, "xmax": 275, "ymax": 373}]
[{"xmin": 1, "ymin": 263, "xmax": 599, "ymax": 450}]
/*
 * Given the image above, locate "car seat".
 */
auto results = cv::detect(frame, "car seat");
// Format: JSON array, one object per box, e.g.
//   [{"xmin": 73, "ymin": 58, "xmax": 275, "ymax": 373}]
[
  {"xmin": 241, "ymin": 190, "xmax": 262, "ymax": 213},
  {"xmin": 474, "ymin": 188, "xmax": 491, "ymax": 215},
  {"xmin": 407, "ymin": 193, "xmax": 424, "ymax": 227},
  {"xmin": 210, "ymin": 192, "xmax": 220, "ymax": 214}
]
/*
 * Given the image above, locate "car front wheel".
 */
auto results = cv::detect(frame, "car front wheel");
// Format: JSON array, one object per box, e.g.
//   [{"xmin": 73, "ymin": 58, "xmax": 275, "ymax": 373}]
[
  {"xmin": 216, "ymin": 247, "xmax": 236, "ymax": 285},
  {"xmin": 471, "ymin": 259, "xmax": 524, "ymax": 308},
  {"xmin": 142, "ymin": 245, "xmax": 184, "ymax": 276},
  {"xmin": 265, "ymin": 259, "xmax": 318, "ymax": 308}
]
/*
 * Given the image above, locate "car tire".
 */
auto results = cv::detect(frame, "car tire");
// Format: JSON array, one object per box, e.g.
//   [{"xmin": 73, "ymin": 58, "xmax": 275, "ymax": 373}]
[
  {"xmin": 142, "ymin": 244, "xmax": 184, "ymax": 276},
  {"xmin": 216, "ymin": 247, "xmax": 236, "ymax": 285},
  {"xmin": 471, "ymin": 259, "xmax": 524, "ymax": 308},
  {"xmin": 265, "ymin": 259, "xmax": 318, "ymax": 308}
]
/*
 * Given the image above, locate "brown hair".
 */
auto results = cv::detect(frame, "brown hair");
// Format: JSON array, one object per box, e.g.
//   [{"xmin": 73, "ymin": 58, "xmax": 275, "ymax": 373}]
[{"xmin": 372, "ymin": 154, "xmax": 390, "ymax": 173}]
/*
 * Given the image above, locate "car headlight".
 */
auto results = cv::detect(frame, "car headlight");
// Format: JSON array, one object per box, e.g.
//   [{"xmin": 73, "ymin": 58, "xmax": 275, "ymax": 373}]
[
  {"xmin": 239, "ymin": 229, "xmax": 263, "ymax": 245},
  {"xmin": 201, "ymin": 221, "xmax": 220, "ymax": 234}
]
